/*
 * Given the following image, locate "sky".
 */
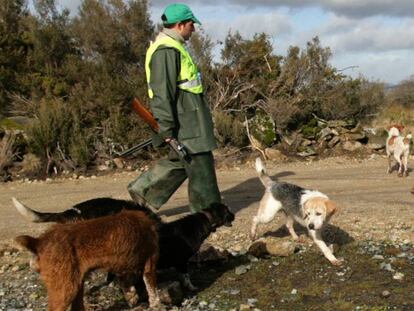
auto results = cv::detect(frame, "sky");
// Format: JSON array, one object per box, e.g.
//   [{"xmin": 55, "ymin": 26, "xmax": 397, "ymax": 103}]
[{"xmin": 55, "ymin": 0, "xmax": 414, "ymax": 85}]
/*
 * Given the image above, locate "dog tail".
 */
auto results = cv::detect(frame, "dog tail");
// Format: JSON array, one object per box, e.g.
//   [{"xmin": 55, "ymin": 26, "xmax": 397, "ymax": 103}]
[
  {"xmin": 12, "ymin": 197, "xmax": 72, "ymax": 223},
  {"xmin": 403, "ymin": 134, "xmax": 412, "ymax": 146},
  {"xmin": 15, "ymin": 235, "xmax": 38, "ymax": 254},
  {"xmin": 12, "ymin": 197, "xmax": 43, "ymax": 222},
  {"xmin": 255, "ymin": 157, "xmax": 273, "ymax": 187}
]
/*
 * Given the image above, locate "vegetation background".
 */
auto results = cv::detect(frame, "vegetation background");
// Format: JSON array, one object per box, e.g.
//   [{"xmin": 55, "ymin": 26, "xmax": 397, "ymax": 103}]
[{"xmin": 0, "ymin": 0, "xmax": 413, "ymax": 179}]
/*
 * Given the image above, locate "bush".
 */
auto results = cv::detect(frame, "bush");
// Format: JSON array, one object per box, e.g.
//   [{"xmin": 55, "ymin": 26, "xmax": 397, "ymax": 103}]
[
  {"xmin": 374, "ymin": 103, "xmax": 414, "ymax": 128},
  {"xmin": 249, "ymin": 109, "xmax": 277, "ymax": 147},
  {"xmin": 27, "ymin": 97, "xmax": 91, "ymax": 173},
  {"xmin": 213, "ymin": 111, "xmax": 248, "ymax": 147},
  {"xmin": 0, "ymin": 130, "xmax": 17, "ymax": 174}
]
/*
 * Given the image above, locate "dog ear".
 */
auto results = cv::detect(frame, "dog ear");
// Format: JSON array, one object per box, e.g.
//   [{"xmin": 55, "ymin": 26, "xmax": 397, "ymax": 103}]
[
  {"xmin": 386, "ymin": 124, "xmax": 404, "ymax": 132},
  {"xmin": 396, "ymin": 124, "xmax": 405, "ymax": 132},
  {"xmin": 324, "ymin": 200, "xmax": 338, "ymax": 216},
  {"xmin": 15, "ymin": 235, "xmax": 38, "ymax": 254}
]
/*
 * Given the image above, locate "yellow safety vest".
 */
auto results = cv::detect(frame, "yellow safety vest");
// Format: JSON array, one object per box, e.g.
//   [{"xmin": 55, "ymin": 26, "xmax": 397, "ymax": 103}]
[{"xmin": 145, "ymin": 36, "xmax": 203, "ymax": 98}]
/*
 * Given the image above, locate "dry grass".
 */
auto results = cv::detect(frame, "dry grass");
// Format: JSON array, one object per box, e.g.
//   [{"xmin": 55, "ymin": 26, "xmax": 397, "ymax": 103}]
[
  {"xmin": 0, "ymin": 131, "xmax": 17, "ymax": 172},
  {"xmin": 372, "ymin": 103, "xmax": 414, "ymax": 134}
]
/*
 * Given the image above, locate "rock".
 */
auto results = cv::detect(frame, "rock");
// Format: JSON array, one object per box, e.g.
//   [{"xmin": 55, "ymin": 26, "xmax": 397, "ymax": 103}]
[
  {"xmin": 328, "ymin": 136, "xmax": 341, "ymax": 148},
  {"xmin": 282, "ymin": 135, "xmax": 294, "ymax": 146},
  {"xmin": 301, "ymin": 139, "xmax": 313, "ymax": 146},
  {"xmin": 393, "ymin": 272, "xmax": 405, "ymax": 280},
  {"xmin": 297, "ymin": 147, "xmax": 317, "ymax": 157},
  {"xmin": 97, "ymin": 165, "xmax": 109, "ymax": 171},
  {"xmin": 239, "ymin": 304, "xmax": 251, "ymax": 310},
  {"xmin": 230, "ymin": 289, "xmax": 240, "ymax": 295},
  {"xmin": 264, "ymin": 148, "xmax": 287, "ymax": 161},
  {"xmin": 342, "ymin": 132, "xmax": 366, "ymax": 141},
  {"xmin": 342, "ymin": 141, "xmax": 362, "ymax": 152},
  {"xmin": 379, "ymin": 262, "xmax": 394, "ymax": 272},
  {"xmin": 248, "ymin": 237, "xmax": 296, "ymax": 257},
  {"xmin": 248, "ymin": 255, "xmax": 259, "ymax": 262},
  {"xmin": 318, "ymin": 127, "xmax": 334, "ymax": 140},
  {"xmin": 235, "ymin": 264, "xmax": 251, "ymax": 275},
  {"xmin": 247, "ymin": 298, "xmax": 258, "ymax": 306},
  {"xmin": 112, "ymin": 157, "xmax": 124, "ymax": 169},
  {"xmin": 266, "ymin": 240, "xmax": 296, "ymax": 257},
  {"xmin": 366, "ymin": 143, "xmax": 384, "ymax": 150},
  {"xmin": 381, "ymin": 290, "xmax": 391, "ymax": 298},
  {"xmin": 384, "ymin": 247, "xmax": 400, "ymax": 256},
  {"xmin": 326, "ymin": 120, "xmax": 349, "ymax": 128}
]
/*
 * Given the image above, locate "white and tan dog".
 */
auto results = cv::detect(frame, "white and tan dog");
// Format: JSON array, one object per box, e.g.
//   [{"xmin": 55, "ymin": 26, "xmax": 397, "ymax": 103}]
[
  {"xmin": 250, "ymin": 157, "xmax": 342, "ymax": 265},
  {"xmin": 386, "ymin": 124, "xmax": 412, "ymax": 177}
]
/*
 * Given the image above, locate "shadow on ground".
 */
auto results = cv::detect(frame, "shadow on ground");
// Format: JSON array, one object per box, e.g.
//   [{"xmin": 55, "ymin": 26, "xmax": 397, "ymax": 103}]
[
  {"xmin": 193, "ymin": 241, "xmax": 414, "ymax": 311},
  {"xmin": 159, "ymin": 171, "xmax": 296, "ymax": 217},
  {"xmin": 263, "ymin": 223, "xmax": 355, "ymax": 246}
]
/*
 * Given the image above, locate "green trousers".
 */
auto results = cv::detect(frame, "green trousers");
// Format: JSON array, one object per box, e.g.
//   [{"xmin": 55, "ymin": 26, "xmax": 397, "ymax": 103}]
[{"xmin": 127, "ymin": 151, "xmax": 221, "ymax": 212}]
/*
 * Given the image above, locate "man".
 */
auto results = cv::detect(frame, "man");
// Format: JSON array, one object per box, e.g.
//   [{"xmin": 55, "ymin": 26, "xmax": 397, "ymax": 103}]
[{"xmin": 128, "ymin": 3, "xmax": 221, "ymax": 213}]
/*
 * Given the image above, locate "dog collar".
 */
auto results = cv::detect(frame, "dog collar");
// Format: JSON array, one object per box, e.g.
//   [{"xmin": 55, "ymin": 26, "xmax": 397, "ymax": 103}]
[{"xmin": 201, "ymin": 210, "xmax": 216, "ymax": 227}]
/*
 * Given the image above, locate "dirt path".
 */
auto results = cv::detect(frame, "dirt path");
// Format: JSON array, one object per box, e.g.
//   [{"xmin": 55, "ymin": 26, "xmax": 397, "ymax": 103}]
[{"xmin": 0, "ymin": 155, "xmax": 413, "ymax": 246}]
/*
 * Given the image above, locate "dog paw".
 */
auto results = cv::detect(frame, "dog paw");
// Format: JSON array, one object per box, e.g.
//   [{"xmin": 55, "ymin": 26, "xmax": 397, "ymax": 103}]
[
  {"xmin": 186, "ymin": 284, "xmax": 198, "ymax": 291},
  {"xmin": 149, "ymin": 302, "xmax": 166, "ymax": 311},
  {"xmin": 295, "ymin": 235, "xmax": 307, "ymax": 243},
  {"xmin": 124, "ymin": 287, "xmax": 139, "ymax": 307},
  {"xmin": 330, "ymin": 257, "xmax": 344, "ymax": 266}
]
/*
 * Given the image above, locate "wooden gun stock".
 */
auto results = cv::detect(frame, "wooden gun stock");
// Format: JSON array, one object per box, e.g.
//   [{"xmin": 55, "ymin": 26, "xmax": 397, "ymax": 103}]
[
  {"xmin": 131, "ymin": 97, "xmax": 191, "ymax": 163},
  {"xmin": 131, "ymin": 98, "xmax": 159, "ymax": 131}
]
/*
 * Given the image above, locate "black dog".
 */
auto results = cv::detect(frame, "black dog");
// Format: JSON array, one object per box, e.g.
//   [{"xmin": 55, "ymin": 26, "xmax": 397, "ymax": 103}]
[
  {"xmin": 12, "ymin": 197, "xmax": 234, "ymax": 289},
  {"xmin": 12, "ymin": 197, "xmax": 154, "ymax": 223},
  {"xmin": 156, "ymin": 202, "xmax": 234, "ymax": 289}
]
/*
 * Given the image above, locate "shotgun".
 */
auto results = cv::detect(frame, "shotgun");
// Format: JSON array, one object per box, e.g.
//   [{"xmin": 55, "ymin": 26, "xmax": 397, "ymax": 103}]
[
  {"xmin": 129, "ymin": 98, "xmax": 190, "ymax": 162},
  {"xmin": 116, "ymin": 137, "xmax": 152, "ymax": 157}
]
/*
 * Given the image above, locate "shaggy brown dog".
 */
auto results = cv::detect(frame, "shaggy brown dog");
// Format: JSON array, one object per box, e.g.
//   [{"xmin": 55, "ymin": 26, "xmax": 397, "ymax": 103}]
[
  {"xmin": 15, "ymin": 210, "xmax": 161, "ymax": 311},
  {"xmin": 13, "ymin": 197, "xmax": 235, "ymax": 290}
]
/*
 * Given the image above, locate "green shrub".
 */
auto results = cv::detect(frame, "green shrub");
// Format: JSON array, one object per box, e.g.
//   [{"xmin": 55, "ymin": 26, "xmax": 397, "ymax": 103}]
[
  {"xmin": 213, "ymin": 111, "xmax": 248, "ymax": 147},
  {"xmin": 27, "ymin": 98, "xmax": 92, "ymax": 173},
  {"xmin": 249, "ymin": 109, "xmax": 276, "ymax": 147}
]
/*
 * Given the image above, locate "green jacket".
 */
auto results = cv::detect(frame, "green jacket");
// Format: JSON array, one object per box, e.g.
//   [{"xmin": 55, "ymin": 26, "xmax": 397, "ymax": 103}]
[{"xmin": 147, "ymin": 35, "xmax": 217, "ymax": 154}]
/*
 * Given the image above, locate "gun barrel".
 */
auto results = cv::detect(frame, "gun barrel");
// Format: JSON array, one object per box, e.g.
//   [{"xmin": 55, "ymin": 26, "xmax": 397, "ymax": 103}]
[{"xmin": 116, "ymin": 138, "xmax": 153, "ymax": 157}]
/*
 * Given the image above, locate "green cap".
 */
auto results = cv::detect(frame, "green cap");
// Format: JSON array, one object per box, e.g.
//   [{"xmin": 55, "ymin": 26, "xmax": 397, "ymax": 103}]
[{"xmin": 162, "ymin": 3, "xmax": 201, "ymax": 25}]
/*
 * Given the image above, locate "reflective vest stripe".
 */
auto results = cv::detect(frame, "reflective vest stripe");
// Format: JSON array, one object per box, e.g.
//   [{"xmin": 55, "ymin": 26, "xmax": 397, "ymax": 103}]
[
  {"xmin": 145, "ymin": 36, "xmax": 203, "ymax": 98},
  {"xmin": 178, "ymin": 78, "xmax": 201, "ymax": 88}
]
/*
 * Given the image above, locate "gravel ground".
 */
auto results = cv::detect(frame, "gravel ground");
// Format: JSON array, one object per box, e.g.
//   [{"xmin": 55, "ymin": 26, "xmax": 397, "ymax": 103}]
[{"xmin": 0, "ymin": 154, "xmax": 413, "ymax": 310}]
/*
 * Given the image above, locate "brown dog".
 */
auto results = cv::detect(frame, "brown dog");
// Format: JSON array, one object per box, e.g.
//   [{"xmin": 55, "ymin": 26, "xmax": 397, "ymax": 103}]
[{"xmin": 15, "ymin": 210, "xmax": 161, "ymax": 311}]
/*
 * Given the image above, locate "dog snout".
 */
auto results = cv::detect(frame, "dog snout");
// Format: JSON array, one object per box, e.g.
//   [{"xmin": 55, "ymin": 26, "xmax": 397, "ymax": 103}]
[
  {"xmin": 224, "ymin": 212, "xmax": 235, "ymax": 227},
  {"xmin": 308, "ymin": 223, "xmax": 315, "ymax": 230}
]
